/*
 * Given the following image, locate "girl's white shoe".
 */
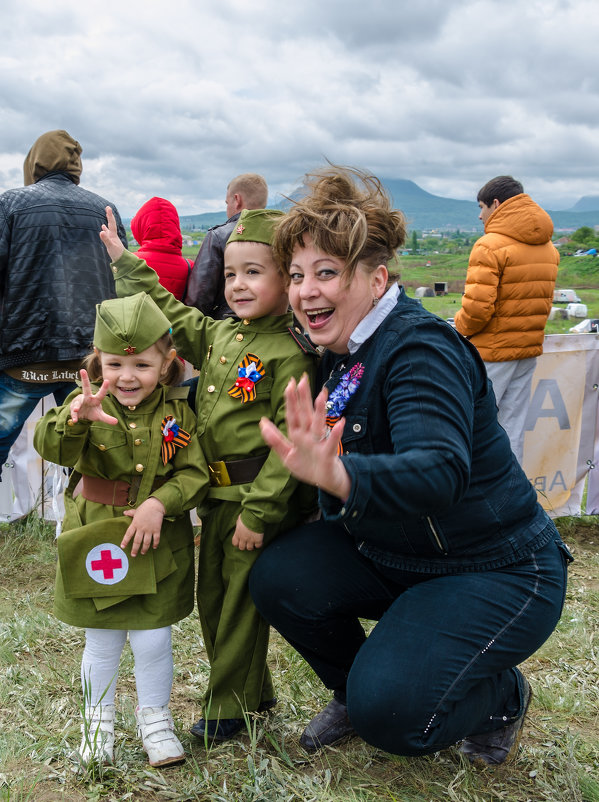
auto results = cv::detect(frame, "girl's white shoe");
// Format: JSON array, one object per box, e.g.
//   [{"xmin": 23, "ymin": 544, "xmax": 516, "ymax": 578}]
[
  {"xmin": 135, "ymin": 706, "xmax": 185, "ymax": 767},
  {"xmin": 79, "ymin": 704, "xmax": 115, "ymax": 764}
]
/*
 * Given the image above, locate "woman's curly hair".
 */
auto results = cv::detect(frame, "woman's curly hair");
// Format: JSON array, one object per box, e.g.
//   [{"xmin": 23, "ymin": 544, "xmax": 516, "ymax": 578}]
[{"xmin": 273, "ymin": 165, "xmax": 407, "ymax": 282}]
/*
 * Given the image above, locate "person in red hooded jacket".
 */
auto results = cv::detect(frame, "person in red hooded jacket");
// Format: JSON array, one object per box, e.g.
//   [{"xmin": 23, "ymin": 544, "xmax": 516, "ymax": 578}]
[{"xmin": 131, "ymin": 197, "xmax": 192, "ymax": 301}]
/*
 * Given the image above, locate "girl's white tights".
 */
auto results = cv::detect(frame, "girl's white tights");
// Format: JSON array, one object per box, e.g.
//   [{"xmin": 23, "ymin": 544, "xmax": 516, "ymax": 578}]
[{"xmin": 81, "ymin": 627, "xmax": 173, "ymax": 708}]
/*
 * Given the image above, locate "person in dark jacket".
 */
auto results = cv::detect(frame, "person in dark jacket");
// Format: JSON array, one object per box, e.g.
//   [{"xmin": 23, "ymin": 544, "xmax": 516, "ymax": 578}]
[
  {"xmin": 250, "ymin": 166, "xmax": 571, "ymax": 766},
  {"xmin": 183, "ymin": 173, "xmax": 268, "ymax": 318},
  {"xmin": 131, "ymin": 197, "xmax": 192, "ymax": 301},
  {"xmin": 0, "ymin": 129, "xmax": 127, "ymax": 477}
]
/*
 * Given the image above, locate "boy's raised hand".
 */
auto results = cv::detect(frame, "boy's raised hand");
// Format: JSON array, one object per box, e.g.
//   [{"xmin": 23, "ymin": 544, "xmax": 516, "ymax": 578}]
[
  {"xmin": 99, "ymin": 205, "xmax": 125, "ymax": 262},
  {"xmin": 70, "ymin": 369, "xmax": 118, "ymax": 425}
]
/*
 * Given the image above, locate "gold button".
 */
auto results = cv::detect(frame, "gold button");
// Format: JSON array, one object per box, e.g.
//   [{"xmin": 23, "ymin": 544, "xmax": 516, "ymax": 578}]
[
  {"xmin": 243, "ymin": 319, "xmax": 250, "ymax": 326},
  {"xmin": 219, "ymin": 356, "xmax": 227, "ymax": 364},
  {"xmin": 135, "ymin": 464, "xmax": 144, "ymax": 473},
  {"xmin": 129, "ymin": 422, "xmax": 137, "ymax": 429},
  {"xmin": 134, "ymin": 438, "xmax": 142, "ymax": 446},
  {"xmin": 98, "ymin": 444, "xmax": 107, "ymax": 451},
  {"xmin": 207, "ymin": 385, "xmax": 216, "ymax": 393},
  {"xmin": 295, "ymin": 326, "xmax": 301, "ymax": 333},
  {"xmin": 67, "ymin": 418, "xmax": 74, "ymax": 426},
  {"xmin": 235, "ymin": 333, "xmax": 244, "ymax": 341},
  {"xmin": 112, "ymin": 266, "xmax": 118, "ymax": 274}
]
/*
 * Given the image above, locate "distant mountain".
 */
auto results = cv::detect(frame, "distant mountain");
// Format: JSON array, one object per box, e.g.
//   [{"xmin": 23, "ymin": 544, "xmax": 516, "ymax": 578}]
[
  {"xmin": 178, "ymin": 211, "xmax": 226, "ymax": 230},
  {"xmin": 170, "ymin": 179, "xmax": 599, "ymax": 233},
  {"xmin": 569, "ymin": 195, "xmax": 599, "ymax": 213},
  {"xmin": 381, "ymin": 179, "xmax": 481, "ymax": 231},
  {"xmin": 545, "ymin": 209, "xmax": 599, "ymax": 229},
  {"xmin": 377, "ymin": 179, "xmax": 599, "ymax": 231}
]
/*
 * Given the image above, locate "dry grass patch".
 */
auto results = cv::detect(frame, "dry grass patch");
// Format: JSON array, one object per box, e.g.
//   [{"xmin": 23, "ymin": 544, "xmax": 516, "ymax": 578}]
[{"xmin": 1, "ymin": 514, "xmax": 598, "ymax": 801}]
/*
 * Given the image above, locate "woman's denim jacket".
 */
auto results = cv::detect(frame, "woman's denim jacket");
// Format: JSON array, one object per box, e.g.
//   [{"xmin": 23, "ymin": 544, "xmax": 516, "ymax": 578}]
[{"xmin": 318, "ymin": 290, "xmax": 556, "ymax": 575}]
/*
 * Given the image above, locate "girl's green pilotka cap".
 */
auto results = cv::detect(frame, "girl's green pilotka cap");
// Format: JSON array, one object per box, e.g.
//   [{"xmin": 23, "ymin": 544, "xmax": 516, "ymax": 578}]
[
  {"xmin": 226, "ymin": 208, "xmax": 285, "ymax": 247},
  {"xmin": 93, "ymin": 293, "xmax": 172, "ymax": 355}
]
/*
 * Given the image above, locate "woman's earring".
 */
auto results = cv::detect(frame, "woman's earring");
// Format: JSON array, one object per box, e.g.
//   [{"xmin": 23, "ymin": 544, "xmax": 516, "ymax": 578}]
[{"xmin": 372, "ymin": 297, "xmax": 379, "ymax": 307}]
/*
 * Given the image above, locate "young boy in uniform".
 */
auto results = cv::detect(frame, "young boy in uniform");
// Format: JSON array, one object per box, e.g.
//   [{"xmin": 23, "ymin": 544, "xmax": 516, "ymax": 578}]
[{"xmin": 100, "ymin": 207, "xmax": 318, "ymax": 742}]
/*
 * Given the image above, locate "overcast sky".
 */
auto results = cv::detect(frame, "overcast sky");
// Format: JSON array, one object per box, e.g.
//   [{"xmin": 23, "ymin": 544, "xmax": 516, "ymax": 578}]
[{"xmin": 0, "ymin": 0, "xmax": 596, "ymax": 218}]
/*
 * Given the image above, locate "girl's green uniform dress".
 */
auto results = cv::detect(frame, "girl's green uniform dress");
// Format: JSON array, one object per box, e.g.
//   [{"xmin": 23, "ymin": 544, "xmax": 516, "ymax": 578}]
[{"xmin": 34, "ymin": 384, "xmax": 208, "ymax": 630}]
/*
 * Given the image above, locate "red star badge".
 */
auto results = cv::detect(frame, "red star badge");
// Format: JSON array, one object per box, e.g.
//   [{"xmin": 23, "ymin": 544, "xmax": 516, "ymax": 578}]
[
  {"xmin": 124, "ymin": 345, "xmax": 136, "ymax": 354},
  {"xmin": 236, "ymin": 224, "xmax": 245, "ymax": 234}
]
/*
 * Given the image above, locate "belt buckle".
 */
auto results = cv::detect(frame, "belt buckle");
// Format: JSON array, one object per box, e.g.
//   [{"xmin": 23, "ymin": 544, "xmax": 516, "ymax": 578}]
[{"xmin": 209, "ymin": 461, "xmax": 231, "ymax": 487}]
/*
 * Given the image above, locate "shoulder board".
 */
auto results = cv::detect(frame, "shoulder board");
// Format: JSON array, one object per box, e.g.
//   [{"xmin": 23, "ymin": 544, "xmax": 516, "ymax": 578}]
[
  {"xmin": 166, "ymin": 385, "xmax": 190, "ymax": 400},
  {"xmin": 287, "ymin": 326, "xmax": 322, "ymax": 357}
]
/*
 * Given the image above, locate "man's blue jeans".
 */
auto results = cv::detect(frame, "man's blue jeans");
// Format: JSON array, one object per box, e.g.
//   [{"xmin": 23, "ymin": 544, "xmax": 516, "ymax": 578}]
[
  {"xmin": 0, "ymin": 371, "xmax": 75, "ymax": 477},
  {"xmin": 250, "ymin": 519, "xmax": 570, "ymax": 756}
]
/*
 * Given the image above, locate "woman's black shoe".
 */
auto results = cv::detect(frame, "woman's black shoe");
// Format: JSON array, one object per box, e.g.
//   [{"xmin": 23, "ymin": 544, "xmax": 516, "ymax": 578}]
[{"xmin": 299, "ymin": 698, "xmax": 356, "ymax": 752}]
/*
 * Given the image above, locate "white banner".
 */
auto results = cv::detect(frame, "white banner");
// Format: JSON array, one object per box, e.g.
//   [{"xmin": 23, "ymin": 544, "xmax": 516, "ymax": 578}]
[
  {"xmin": 0, "ymin": 399, "xmax": 67, "ymax": 524},
  {"xmin": 522, "ymin": 334, "xmax": 599, "ymax": 517}
]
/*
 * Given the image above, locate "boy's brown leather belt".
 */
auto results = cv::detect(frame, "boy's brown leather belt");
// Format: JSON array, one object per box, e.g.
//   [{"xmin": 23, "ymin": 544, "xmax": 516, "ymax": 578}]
[
  {"xmin": 80, "ymin": 475, "xmax": 167, "ymax": 507},
  {"xmin": 208, "ymin": 455, "xmax": 268, "ymax": 487}
]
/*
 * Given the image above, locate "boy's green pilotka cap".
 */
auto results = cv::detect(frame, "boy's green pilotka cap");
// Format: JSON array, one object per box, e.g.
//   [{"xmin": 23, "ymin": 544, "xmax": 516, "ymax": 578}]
[
  {"xmin": 93, "ymin": 292, "xmax": 171, "ymax": 355},
  {"xmin": 226, "ymin": 208, "xmax": 285, "ymax": 247}
]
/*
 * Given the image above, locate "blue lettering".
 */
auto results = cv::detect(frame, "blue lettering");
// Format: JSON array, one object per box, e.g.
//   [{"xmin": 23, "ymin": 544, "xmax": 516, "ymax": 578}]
[
  {"xmin": 524, "ymin": 379, "xmax": 570, "ymax": 431},
  {"xmin": 549, "ymin": 471, "xmax": 567, "ymax": 491}
]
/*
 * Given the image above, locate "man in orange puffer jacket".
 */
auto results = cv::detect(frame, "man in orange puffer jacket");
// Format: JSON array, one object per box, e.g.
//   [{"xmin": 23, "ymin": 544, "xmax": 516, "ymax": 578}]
[{"xmin": 455, "ymin": 176, "xmax": 559, "ymax": 463}]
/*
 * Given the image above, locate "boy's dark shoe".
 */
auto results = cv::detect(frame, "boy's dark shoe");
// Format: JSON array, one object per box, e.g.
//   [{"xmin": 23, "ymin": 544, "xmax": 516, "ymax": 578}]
[
  {"xmin": 459, "ymin": 678, "xmax": 532, "ymax": 767},
  {"xmin": 190, "ymin": 699, "xmax": 276, "ymax": 744},
  {"xmin": 299, "ymin": 698, "xmax": 356, "ymax": 752},
  {"xmin": 190, "ymin": 700, "xmax": 276, "ymax": 744},
  {"xmin": 190, "ymin": 717, "xmax": 245, "ymax": 743},
  {"xmin": 257, "ymin": 697, "xmax": 277, "ymax": 713}
]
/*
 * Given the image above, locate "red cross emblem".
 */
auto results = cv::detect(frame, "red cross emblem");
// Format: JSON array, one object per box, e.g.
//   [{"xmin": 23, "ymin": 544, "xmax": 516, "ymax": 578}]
[
  {"xmin": 90, "ymin": 549, "xmax": 122, "ymax": 579},
  {"xmin": 85, "ymin": 543, "xmax": 129, "ymax": 585}
]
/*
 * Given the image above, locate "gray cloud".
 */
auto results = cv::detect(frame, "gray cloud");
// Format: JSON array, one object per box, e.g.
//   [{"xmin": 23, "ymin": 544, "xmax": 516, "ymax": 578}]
[{"xmin": 0, "ymin": 0, "xmax": 597, "ymax": 217}]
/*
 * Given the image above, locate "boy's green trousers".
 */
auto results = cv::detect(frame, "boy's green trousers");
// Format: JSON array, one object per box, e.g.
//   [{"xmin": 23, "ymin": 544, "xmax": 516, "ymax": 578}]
[{"xmin": 196, "ymin": 500, "xmax": 275, "ymax": 719}]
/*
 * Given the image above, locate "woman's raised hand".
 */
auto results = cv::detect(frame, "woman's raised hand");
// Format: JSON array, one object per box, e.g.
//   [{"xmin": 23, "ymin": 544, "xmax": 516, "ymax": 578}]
[
  {"xmin": 69, "ymin": 369, "xmax": 118, "ymax": 425},
  {"xmin": 259, "ymin": 374, "xmax": 351, "ymax": 502},
  {"xmin": 99, "ymin": 206, "xmax": 125, "ymax": 262}
]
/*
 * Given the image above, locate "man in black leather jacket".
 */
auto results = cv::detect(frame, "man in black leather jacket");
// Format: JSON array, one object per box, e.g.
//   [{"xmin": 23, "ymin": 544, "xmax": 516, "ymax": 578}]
[
  {"xmin": 0, "ymin": 129, "xmax": 127, "ymax": 477},
  {"xmin": 183, "ymin": 173, "xmax": 268, "ymax": 319}
]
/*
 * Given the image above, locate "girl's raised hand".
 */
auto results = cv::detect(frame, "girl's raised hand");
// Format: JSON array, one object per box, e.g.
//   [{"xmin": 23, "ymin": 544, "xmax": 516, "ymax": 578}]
[
  {"xmin": 99, "ymin": 206, "xmax": 125, "ymax": 262},
  {"xmin": 69, "ymin": 369, "xmax": 118, "ymax": 425}
]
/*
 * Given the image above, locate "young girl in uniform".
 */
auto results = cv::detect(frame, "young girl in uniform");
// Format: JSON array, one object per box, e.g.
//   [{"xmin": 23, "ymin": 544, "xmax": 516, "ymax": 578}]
[
  {"xmin": 100, "ymin": 207, "xmax": 318, "ymax": 743},
  {"xmin": 34, "ymin": 293, "xmax": 208, "ymax": 766}
]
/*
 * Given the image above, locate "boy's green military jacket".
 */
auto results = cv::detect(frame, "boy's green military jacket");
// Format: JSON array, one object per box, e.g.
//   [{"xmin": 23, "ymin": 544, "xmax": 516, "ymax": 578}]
[{"xmin": 111, "ymin": 249, "xmax": 318, "ymax": 534}]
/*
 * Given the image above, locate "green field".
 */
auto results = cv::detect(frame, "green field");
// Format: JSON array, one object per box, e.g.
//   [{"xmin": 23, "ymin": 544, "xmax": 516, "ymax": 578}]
[{"xmin": 394, "ymin": 254, "xmax": 599, "ymax": 335}]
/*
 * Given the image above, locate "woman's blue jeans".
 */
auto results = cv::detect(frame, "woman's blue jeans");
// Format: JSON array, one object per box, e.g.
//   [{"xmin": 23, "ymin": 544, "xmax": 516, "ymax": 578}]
[
  {"xmin": 0, "ymin": 371, "xmax": 75, "ymax": 477},
  {"xmin": 250, "ymin": 519, "xmax": 570, "ymax": 756}
]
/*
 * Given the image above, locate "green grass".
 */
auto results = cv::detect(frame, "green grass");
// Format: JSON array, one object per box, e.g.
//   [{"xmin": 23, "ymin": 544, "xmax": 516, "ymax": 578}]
[
  {"xmin": 394, "ymin": 254, "xmax": 599, "ymax": 334},
  {"xmin": 0, "ymin": 513, "xmax": 598, "ymax": 801}
]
